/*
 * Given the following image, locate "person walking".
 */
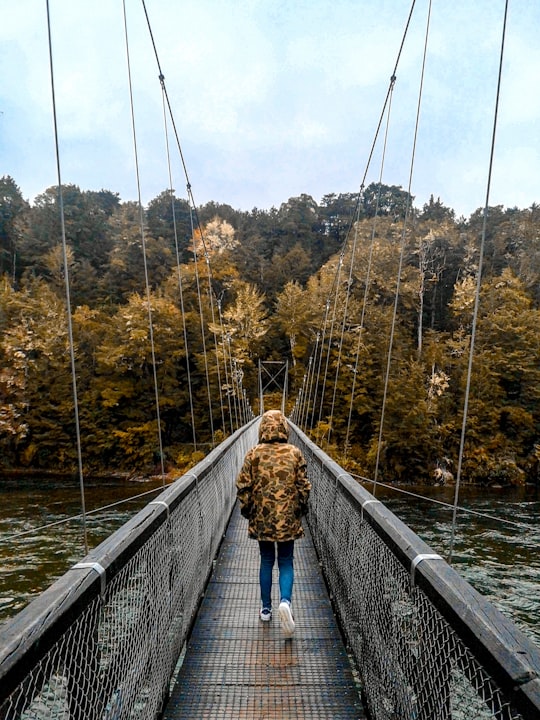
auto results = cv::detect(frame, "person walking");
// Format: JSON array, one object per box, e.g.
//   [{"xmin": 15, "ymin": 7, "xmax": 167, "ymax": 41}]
[{"xmin": 236, "ymin": 409, "xmax": 311, "ymax": 638}]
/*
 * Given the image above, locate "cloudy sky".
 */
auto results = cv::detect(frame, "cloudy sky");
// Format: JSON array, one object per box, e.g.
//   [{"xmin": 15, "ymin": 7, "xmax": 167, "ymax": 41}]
[{"xmin": 1, "ymin": 0, "xmax": 539, "ymax": 218}]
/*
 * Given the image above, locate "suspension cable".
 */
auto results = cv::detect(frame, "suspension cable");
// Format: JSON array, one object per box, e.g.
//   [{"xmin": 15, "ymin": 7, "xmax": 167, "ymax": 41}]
[
  {"xmin": 448, "ymin": 0, "xmax": 510, "ymax": 564},
  {"xmin": 143, "ymin": 0, "xmax": 215, "ymax": 440},
  {"xmin": 204, "ymin": 251, "xmax": 227, "ymax": 433},
  {"xmin": 0, "ymin": 484, "xmax": 166, "ymax": 544},
  {"xmin": 356, "ymin": 0, "xmax": 418, "ymax": 210},
  {"xmin": 303, "ymin": 339, "xmax": 319, "ymax": 430},
  {"xmin": 188, "ymin": 214, "xmax": 216, "ymax": 441},
  {"xmin": 45, "ymin": 0, "xmax": 88, "ymax": 555},
  {"xmin": 316, "ymin": 255, "xmax": 346, "ymax": 438},
  {"xmin": 141, "ymin": 0, "xmax": 193, "ymax": 206},
  {"xmin": 349, "ymin": 473, "xmax": 539, "ymax": 534},
  {"xmin": 309, "ymin": 265, "xmax": 342, "ymax": 432},
  {"xmin": 160, "ymin": 87, "xmax": 198, "ymax": 450},
  {"xmin": 142, "ymin": 0, "xmax": 229, "ymax": 438},
  {"xmin": 327, "ymin": 180, "xmax": 370, "ymax": 444},
  {"xmin": 297, "ymin": 355, "xmax": 313, "ymax": 429},
  {"xmin": 373, "ymin": 0, "xmax": 432, "ymax": 496},
  {"xmin": 216, "ymin": 295, "xmax": 236, "ymax": 433},
  {"xmin": 327, "ymin": 189, "xmax": 367, "ymax": 445},
  {"xmin": 306, "ymin": 0, "xmax": 418, "ymax": 441},
  {"xmin": 310, "ymin": 305, "xmax": 331, "ymax": 430},
  {"xmin": 122, "ymin": 1, "xmax": 166, "ymax": 483},
  {"xmin": 227, "ymin": 334, "xmax": 240, "ymax": 430},
  {"xmin": 344, "ymin": 85, "xmax": 396, "ymax": 455}
]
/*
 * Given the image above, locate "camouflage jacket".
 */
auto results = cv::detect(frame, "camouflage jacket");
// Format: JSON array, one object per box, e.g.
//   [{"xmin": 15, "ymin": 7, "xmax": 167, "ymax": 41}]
[{"xmin": 236, "ymin": 410, "xmax": 311, "ymax": 541}]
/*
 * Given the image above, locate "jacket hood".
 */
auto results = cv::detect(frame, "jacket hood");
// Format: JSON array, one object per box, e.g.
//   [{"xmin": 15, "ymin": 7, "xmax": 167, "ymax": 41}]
[{"xmin": 258, "ymin": 410, "xmax": 289, "ymax": 443}]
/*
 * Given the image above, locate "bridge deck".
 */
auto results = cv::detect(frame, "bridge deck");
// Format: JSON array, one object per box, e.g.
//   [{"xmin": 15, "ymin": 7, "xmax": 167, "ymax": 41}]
[{"xmin": 163, "ymin": 504, "xmax": 366, "ymax": 719}]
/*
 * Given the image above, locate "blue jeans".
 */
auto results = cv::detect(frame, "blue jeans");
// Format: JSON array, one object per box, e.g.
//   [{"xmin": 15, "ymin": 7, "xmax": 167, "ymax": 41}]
[{"xmin": 258, "ymin": 540, "xmax": 294, "ymax": 609}]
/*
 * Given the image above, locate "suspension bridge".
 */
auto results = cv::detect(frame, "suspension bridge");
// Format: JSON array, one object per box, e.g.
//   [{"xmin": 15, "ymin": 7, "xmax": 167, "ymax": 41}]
[
  {"xmin": 1, "ymin": 0, "xmax": 540, "ymax": 718},
  {"xmin": 1, "ymin": 419, "xmax": 539, "ymax": 719}
]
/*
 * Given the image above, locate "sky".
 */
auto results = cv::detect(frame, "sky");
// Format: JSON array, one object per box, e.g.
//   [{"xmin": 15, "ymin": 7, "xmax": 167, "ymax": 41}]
[{"xmin": 1, "ymin": 0, "xmax": 539, "ymax": 219}]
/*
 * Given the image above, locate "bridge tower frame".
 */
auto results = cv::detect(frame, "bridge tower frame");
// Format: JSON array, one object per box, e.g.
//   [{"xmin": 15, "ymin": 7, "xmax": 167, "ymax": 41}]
[{"xmin": 258, "ymin": 360, "xmax": 289, "ymax": 415}]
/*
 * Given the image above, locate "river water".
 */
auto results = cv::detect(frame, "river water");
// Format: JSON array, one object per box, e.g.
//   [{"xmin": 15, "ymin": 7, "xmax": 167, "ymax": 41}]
[
  {"xmin": 365, "ymin": 482, "xmax": 540, "ymax": 647},
  {"xmin": 1, "ymin": 477, "xmax": 539, "ymax": 650},
  {"xmin": 0, "ymin": 475, "xmax": 165, "ymax": 625}
]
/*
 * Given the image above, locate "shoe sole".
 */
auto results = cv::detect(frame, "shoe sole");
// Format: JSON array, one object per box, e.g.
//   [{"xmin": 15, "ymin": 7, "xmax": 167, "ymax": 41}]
[
  {"xmin": 278, "ymin": 602, "xmax": 295, "ymax": 637},
  {"xmin": 260, "ymin": 612, "xmax": 272, "ymax": 622}
]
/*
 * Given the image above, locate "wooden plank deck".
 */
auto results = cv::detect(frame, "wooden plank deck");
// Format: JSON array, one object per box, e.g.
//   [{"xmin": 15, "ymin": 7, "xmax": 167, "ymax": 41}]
[{"xmin": 163, "ymin": 504, "xmax": 366, "ymax": 719}]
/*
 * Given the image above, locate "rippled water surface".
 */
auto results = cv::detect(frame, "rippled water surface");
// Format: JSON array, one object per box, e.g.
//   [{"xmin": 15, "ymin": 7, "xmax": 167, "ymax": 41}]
[
  {"xmin": 368, "ymin": 483, "xmax": 540, "ymax": 646},
  {"xmin": 0, "ymin": 476, "xmax": 165, "ymax": 624}
]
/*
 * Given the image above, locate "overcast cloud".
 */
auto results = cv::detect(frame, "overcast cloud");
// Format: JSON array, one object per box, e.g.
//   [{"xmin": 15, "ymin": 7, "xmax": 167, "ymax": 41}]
[{"xmin": 1, "ymin": 0, "xmax": 539, "ymax": 218}]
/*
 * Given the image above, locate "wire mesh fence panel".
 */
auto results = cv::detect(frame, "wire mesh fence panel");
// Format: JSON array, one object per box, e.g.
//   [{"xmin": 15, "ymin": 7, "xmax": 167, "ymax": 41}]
[
  {"xmin": 0, "ymin": 422, "xmax": 259, "ymax": 720},
  {"xmin": 290, "ymin": 424, "xmax": 540, "ymax": 720}
]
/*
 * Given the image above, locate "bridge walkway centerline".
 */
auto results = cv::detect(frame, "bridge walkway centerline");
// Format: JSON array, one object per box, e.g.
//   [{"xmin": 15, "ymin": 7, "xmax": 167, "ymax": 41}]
[{"xmin": 163, "ymin": 503, "xmax": 366, "ymax": 719}]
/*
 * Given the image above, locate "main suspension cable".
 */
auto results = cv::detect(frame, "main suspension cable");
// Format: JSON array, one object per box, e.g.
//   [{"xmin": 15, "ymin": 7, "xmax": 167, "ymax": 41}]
[
  {"xmin": 216, "ymin": 295, "xmax": 236, "ymax": 433},
  {"xmin": 326, "ymin": 191, "xmax": 366, "ymax": 445},
  {"xmin": 306, "ymin": 0, "xmax": 418, "ymax": 441},
  {"xmin": 188, "ymin": 215, "xmax": 216, "ymax": 441},
  {"xmin": 344, "ymin": 84, "xmax": 396, "ymax": 455},
  {"xmin": 142, "ymin": 0, "xmax": 229, "ymax": 437}
]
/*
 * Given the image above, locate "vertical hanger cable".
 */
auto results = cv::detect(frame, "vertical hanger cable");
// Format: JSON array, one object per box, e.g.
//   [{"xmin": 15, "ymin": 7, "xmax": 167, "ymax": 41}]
[{"xmin": 45, "ymin": 0, "xmax": 88, "ymax": 553}]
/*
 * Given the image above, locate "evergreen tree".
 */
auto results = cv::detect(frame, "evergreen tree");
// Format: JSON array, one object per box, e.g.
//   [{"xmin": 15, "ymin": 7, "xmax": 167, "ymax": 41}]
[
  {"xmin": 17, "ymin": 185, "xmax": 118, "ymax": 284},
  {"xmin": 362, "ymin": 182, "xmax": 414, "ymax": 219},
  {"xmin": 146, "ymin": 190, "xmax": 192, "ymax": 263},
  {"xmin": 103, "ymin": 203, "xmax": 175, "ymax": 304},
  {"xmin": 0, "ymin": 176, "xmax": 28, "ymax": 281}
]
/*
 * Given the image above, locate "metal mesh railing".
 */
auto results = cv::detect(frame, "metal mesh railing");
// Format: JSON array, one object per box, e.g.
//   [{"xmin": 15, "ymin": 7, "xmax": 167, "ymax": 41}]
[
  {"xmin": 290, "ymin": 424, "xmax": 540, "ymax": 720},
  {"xmin": 0, "ymin": 421, "xmax": 258, "ymax": 720}
]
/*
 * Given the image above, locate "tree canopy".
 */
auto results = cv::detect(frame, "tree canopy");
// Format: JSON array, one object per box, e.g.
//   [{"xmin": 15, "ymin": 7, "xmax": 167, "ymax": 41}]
[{"xmin": 0, "ymin": 175, "xmax": 538, "ymax": 486}]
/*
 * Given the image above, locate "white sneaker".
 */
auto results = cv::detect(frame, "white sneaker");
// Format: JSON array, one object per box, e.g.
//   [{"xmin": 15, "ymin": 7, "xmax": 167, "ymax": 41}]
[
  {"xmin": 260, "ymin": 607, "xmax": 272, "ymax": 622},
  {"xmin": 278, "ymin": 600, "xmax": 295, "ymax": 637}
]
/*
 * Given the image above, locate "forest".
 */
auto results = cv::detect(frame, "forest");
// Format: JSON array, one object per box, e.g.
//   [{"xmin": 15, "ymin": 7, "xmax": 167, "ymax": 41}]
[{"xmin": 0, "ymin": 174, "xmax": 539, "ymax": 486}]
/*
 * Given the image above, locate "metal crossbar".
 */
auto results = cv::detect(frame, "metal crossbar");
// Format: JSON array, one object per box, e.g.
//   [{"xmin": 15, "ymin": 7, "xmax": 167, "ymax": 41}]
[{"xmin": 1, "ymin": 419, "xmax": 539, "ymax": 719}]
